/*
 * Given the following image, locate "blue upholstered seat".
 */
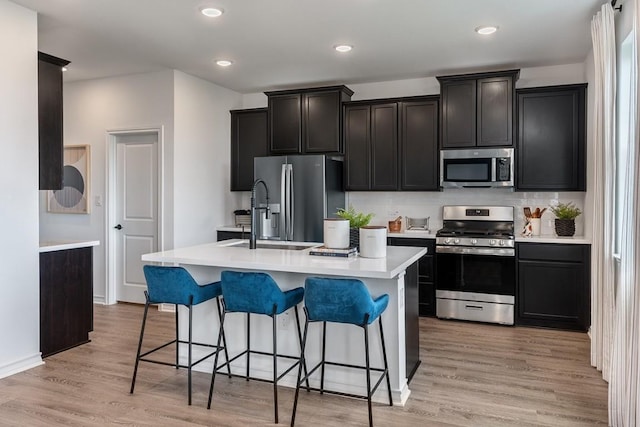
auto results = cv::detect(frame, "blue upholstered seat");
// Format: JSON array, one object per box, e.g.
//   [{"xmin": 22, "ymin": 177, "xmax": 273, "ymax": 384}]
[
  {"xmin": 304, "ymin": 277, "xmax": 389, "ymax": 325},
  {"xmin": 131, "ymin": 265, "xmax": 228, "ymax": 406},
  {"xmin": 208, "ymin": 270, "xmax": 306, "ymax": 423},
  {"xmin": 221, "ymin": 270, "xmax": 304, "ymax": 315},
  {"xmin": 291, "ymin": 276, "xmax": 392, "ymax": 427},
  {"xmin": 143, "ymin": 265, "xmax": 222, "ymax": 305}
]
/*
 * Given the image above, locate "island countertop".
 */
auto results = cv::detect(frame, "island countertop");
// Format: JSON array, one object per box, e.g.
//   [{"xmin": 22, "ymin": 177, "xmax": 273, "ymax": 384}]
[{"xmin": 142, "ymin": 239, "xmax": 426, "ymax": 279}]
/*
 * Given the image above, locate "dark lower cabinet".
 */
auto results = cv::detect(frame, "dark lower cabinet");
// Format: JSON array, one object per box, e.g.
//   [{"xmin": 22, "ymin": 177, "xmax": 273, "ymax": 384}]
[
  {"xmin": 404, "ymin": 261, "xmax": 420, "ymax": 383},
  {"xmin": 388, "ymin": 237, "xmax": 436, "ymax": 317},
  {"xmin": 40, "ymin": 247, "xmax": 93, "ymax": 357},
  {"xmin": 516, "ymin": 243, "xmax": 590, "ymax": 331},
  {"xmin": 38, "ymin": 52, "xmax": 70, "ymax": 190},
  {"xmin": 516, "ymin": 84, "xmax": 587, "ymax": 191},
  {"xmin": 217, "ymin": 230, "xmax": 245, "ymax": 241},
  {"xmin": 230, "ymin": 108, "xmax": 268, "ymax": 191}
]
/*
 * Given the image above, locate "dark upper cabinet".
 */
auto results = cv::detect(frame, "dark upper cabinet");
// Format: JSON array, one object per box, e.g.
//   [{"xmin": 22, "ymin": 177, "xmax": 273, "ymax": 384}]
[
  {"xmin": 516, "ymin": 243, "xmax": 590, "ymax": 331},
  {"xmin": 38, "ymin": 52, "xmax": 70, "ymax": 190},
  {"xmin": 438, "ymin": 70, "xmax": 519, "ymax": 148},
  {"xmin": 266, "ymin": 86, "xmax": 353, "ymax": 155},
  {"xmin": 344, "ymin": 96, "xmax": 439, "ymax": 192},
  {"xmin": 230, "ymin": 108, "xmax": 268, "ymax": 191},
  {"xmin": 400, "ymin": 98, "xmax": 439, "ymax": 190},
  {"xmin": 344, "ymin": 102, "xmax": 397, "ymax": 190},
  {"xmin": 516, "ymin": 84, "xmax": 587, "ymax": 191}
]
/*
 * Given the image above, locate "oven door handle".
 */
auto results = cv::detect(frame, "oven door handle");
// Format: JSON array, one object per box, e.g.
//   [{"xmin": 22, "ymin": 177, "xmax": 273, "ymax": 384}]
[{"xmin": 436, "ymin": 246, "xmax": 515, "ymax": 257}]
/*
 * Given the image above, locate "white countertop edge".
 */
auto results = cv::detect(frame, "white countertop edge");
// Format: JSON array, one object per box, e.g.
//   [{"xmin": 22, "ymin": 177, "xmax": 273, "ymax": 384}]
[
  {"xmin": 142, "ymin": 241, "xmax": 426, "ymax": 280},
  {"xmin": 218, "ymin": 225, "xmax": 251, "ymax": 232},
  {"xmin": 39, "ymin": 240, "xmax": 100, "ymax": 253},
  {"xmin": 515, "ymin": 235, "xmax": 591, "ymax": 244}
]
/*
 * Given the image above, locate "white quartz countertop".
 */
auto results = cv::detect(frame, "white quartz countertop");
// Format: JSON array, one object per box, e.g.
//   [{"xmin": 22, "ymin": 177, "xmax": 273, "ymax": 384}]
[
  {"xmin": 387, "ymin": 230, "xmax": 436, "ymax": 239},
  {"xmin": 142, "ymin": 239, "xmax": 426, "ymax": 279},
  {"xmin": 39, "ymin": 240, "xmax": 100, "ymax": 253},
  {"xmin": 515, "ymin": 235, "xmax": 591, "ymax": 244}
]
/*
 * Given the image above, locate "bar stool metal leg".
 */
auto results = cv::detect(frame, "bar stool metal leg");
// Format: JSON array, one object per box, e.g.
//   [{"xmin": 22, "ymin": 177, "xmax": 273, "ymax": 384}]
[
  {"xmin": 379, "ymin": 317, "xmax": 393, "ymax": 406},
  {"xmin": 207, "ymin": 306, "xmax": 227, "ymax": 409},
  {"xmin": 272, "ymin": 307, "xmax": 278, "ymax": 424},
  {"xmin": 130, "ymin": 291, "xmax": 151, "ymax": 394},
  {"xmin": 246, "ymin": 312, "xmax": 250, "ymax": 381},
  {"xmin": 187, "ymin": 298, "xmax": 193, "ymax": 405},
  {"xmin": 215, "ymin": 297, "xmax": 232, "ymax": 378},
  {"xmin": 320, "ymin": 321, "xmax": 327, "ymax": 394},
  {"xmin": 175, "ymin": 305, "xmax": 179, "ymax": 369},
  {"xmin": 364, "ymin": 320, "xmax": 373, "ymax": 427},
  {"xmin": 293, "ymin": 306, "xmax": 310, "ymax": 390},
  {"xmin": 290, "ymin": 312, "xmax": 310, "ymax": 427}
]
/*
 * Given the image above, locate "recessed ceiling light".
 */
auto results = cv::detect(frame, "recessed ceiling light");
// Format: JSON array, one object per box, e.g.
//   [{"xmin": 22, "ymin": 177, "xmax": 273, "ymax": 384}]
[
  {"xmin": 475, "ymin": 26, "xmax": 498, "ymax": 35},
  {"xmin": 215, "ymin": 59, "xmax": 233, "ymax": 67},
  {"xmin": 201, "ymin": 7, "xmax": 223, "ymax": 17},
  {"xmin": 61, "ymin": 66, "xmax": 68, "ymax": 72},
  {"xmin": 334, "ymin": 45, "xmax": 353, "ymax": 53}
]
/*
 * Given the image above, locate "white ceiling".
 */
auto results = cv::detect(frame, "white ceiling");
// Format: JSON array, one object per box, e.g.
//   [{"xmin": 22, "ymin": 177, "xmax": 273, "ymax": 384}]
[{"xmin": 11, "ymin": 0, "xmax": 605, "ymax": 93}]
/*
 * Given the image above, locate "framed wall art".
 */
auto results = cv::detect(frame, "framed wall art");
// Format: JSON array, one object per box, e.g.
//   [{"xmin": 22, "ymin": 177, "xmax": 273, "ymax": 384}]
[{"xmin": 47, "ymin": 145, "xmax": 91, "ymax": 214}]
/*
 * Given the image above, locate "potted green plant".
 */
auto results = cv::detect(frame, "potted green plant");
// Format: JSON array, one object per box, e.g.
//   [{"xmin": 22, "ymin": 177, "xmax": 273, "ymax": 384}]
[
  {"xmin": 549, "ymin": 202, "xmax": 582, "ymax": 237},
  {"xmin": 336, "ymin": 205, "xmax": 374, "ymax": 248}
]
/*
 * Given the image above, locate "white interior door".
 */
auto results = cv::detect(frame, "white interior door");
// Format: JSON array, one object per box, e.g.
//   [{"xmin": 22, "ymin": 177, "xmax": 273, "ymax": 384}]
[{"xmin": 115, "ymin": 133, "xmax": 158, "ymax": 303}]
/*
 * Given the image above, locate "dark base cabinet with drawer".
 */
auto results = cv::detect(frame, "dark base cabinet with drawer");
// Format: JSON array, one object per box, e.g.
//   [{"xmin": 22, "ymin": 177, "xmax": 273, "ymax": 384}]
[
  {"xmin": 516, "ymin": 243, "xmax": 590, "ymax": 331},
  {"xmin": 388, "ymin": 237, "xmax": 436, "ymax": 317},
  {"xmin": 217, "ymin": 230, "xmax": 246, "ymax": 241}
]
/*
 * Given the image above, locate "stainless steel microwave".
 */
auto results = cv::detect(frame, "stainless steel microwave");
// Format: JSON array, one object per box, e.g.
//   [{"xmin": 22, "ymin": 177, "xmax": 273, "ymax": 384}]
[{"xmin": 440, "ymin": 148, "xmax": 514, "ymax": 188}]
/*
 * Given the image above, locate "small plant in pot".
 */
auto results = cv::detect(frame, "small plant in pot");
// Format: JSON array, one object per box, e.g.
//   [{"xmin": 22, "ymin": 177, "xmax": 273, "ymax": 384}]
[
  {"xmin": 549, "ymin": 202, "xmax": 582, "ymax": 237},
  {"xmin": 336, "ymin": 206, "xmax": 374, "ymax": 249}
]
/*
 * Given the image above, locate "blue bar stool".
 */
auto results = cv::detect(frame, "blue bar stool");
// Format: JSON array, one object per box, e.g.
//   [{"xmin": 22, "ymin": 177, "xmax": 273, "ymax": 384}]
[
  {"xmin": 130, "ymin": 265, "xmax": 230, "ymax": 405},
  {"xmin": 207, "ymin": 270, "xmax": 307, "ymax": 424},
  {"xmin": 291, "ymin": 277, "xmax": 393, "ymax": 427}
]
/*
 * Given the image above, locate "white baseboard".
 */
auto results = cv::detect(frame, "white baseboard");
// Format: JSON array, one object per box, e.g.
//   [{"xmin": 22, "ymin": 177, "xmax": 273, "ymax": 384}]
[
  {"xmin": 0, "ymin": 353, "xmax": 44, "ymax": 379},
  {"xmin": 93, "ymin": 295, "xmax": 106, "ymax": 305}
]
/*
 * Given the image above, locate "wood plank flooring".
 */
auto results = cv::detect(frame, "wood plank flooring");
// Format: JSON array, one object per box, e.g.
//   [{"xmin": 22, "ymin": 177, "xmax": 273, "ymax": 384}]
[{"xmin": 0, "ymin": 304, "xmax": 608, "ymax": 426}]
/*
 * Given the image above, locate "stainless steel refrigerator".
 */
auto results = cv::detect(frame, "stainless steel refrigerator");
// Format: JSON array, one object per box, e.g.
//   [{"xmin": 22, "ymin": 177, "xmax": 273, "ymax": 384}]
[{"xmin": 253, "ymin": 155, "xmax": 345, "ymax": 242}]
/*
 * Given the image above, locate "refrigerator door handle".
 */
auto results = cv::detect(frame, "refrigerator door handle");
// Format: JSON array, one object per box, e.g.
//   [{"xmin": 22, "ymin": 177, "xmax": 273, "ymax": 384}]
[
  {"xmin": 288, "ymin": 164, "xmax": 294, "ymax": 240},
  {"xmin": 280, "ymin": 164, "xmax": 287, "ymax": 240}
]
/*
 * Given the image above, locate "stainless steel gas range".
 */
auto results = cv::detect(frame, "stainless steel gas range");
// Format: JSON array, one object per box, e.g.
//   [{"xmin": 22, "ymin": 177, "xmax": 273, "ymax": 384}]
[{"xmin": 435, "ymin": 206, "xmax": 515, "ymax": 325}]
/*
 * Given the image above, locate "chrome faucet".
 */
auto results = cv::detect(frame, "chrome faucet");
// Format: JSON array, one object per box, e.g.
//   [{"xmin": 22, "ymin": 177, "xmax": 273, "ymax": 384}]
[{"xmin": 250, "ymin": 179, "xmax": 270, "ymax": 249}]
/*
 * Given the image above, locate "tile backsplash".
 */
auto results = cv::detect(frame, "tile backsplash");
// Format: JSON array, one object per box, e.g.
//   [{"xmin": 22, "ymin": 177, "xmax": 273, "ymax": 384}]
[{"xmin": 346, "ymin": 189, "xmax": 586, "ymax": 237}]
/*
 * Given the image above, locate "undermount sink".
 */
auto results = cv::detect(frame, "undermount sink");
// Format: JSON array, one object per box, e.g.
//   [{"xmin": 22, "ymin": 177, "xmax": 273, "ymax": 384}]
[{"xmin": 221, "ymin": 240, "xmax": 319, "ymax": 251}]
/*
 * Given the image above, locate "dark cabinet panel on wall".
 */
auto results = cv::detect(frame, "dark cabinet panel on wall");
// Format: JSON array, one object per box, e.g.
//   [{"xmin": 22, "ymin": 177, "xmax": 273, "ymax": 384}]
[
  {"xmin": 371, "ymin": 103, "xmax": 398, "ymax": 190},
  {"xmin": 40, "ymin": 247, "xmax": 93, "ymax": 357},
  {"xmin": 438, "ymin": 70, "xmax": 518, "ymax": 149},
  {"xmin": 344, "ymin": 105, "xmax": 371, "ymax": 190},
  {"xmin": 217, "ymin": 230, "xmax": 245, "ymax": 241},
  {"xmin": 388, "ymin": 237, "xmax": 436, "ymax": 317},
  {"xmin": 516, "ymin": 84, "xmax": 587, "ymax": 191},
  {"xmin": 266, "ymin": 86, "xmax": 353, "ymax": 155},
  {"xmin": 400, "ymin": 98, "xmax": 439, "ymax": 190},
  {"xmin": 516, "ymin": 243, "xmax": 590, "ymax": 331},
  {"xmin": 344, "ymin": 102, "xmax": 397, "ymax": 190},
  {"xmin": 230, "ymin": 108, "xmax": 268, "ymax": 191},
  {"xmin": 38, "ymin": 52, "xmax": 70, "ymax": 190}
]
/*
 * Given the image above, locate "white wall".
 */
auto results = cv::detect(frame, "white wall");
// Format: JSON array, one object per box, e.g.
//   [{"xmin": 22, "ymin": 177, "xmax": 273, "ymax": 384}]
[
  {"xmin": 173, "ymin": 71, "xmax": 242, "ymax": 247},
  {"xmin": 239, "ymin": 63, "xmax": 589, "ymax": 235},
  {"xmin": 40, "ymin": 70, "xmax": 175, "ymax": 302},
  {"xmin": 0, "ymin": 0, "xmax": 43, "ymax": 378}
]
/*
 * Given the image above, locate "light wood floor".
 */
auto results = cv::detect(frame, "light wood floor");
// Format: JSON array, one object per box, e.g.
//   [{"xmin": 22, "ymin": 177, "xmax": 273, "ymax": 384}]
[{"xmin": 0, "ymin": 304, "xmax": 608, "ymax": 426}]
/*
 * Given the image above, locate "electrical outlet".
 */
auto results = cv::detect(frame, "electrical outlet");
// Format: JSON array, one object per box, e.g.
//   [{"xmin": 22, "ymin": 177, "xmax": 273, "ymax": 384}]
[
  {"xmin": 278, "ymin": 312, "xmax": 290, "ymax": 329},
  {"xmin": 387, "ymin": 210, "xmax": 399, "ymax": 217}
]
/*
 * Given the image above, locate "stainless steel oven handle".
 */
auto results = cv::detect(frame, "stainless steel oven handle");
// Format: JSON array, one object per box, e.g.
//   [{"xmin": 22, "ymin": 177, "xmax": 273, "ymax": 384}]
[{"xmin": 435, "ymin": 246, "xmax": 515, "ymax": 257}]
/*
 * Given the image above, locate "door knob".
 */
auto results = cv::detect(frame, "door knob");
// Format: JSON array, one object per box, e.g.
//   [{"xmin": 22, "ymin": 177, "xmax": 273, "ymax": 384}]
[{"xmin": 114, "ymin": 224, "xmax": 123, "ymax": 230}]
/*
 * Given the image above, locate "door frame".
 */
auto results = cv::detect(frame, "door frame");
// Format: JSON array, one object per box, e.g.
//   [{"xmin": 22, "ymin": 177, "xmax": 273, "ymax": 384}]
[{"xmin": 105, "ymin": 127, "xmax": 164, "ymax": 305}]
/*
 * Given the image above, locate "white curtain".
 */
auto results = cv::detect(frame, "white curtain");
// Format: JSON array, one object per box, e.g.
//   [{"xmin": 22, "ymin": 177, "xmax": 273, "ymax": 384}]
[
  {"xmin": 608, "ymin": 1, "xmax": 640, "ymax": 424},
  {"xmin": 590, "ymin": 2, "xmax": 617, "ymax": 382}
]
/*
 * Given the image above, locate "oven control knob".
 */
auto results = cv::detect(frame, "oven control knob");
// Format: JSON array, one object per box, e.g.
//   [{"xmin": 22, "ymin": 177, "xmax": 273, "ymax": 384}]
[
  {"xmin": 444, "ymin": 238, "xmax": 452, "ymax": 244},
  {"xmin": 454, "ymin": 238, "xmax": 460, "ymax": 244},
  {"xmin": 490, "ymin": 239, "xmax": 497, "ymax": 246},
  {"xmin": 471, "ymin": 239, "xmax": 477, "ymax": 245},
  {"xmin": 499, "ymin": 240, "xmax": 505, "ymax": 246}
]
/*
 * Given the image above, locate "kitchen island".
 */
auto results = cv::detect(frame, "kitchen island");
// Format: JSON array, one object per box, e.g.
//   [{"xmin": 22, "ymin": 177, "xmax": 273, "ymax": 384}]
[{"xmin": 141, "ymin": 239, "xmax": 426, "ymax": 404}]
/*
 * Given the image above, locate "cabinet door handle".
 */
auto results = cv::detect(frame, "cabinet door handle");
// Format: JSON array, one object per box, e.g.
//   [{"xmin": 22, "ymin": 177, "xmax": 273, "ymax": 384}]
[
  {"xmin": 114, "ymin": 224, "xmax": 123, "ymax": 230},
  {"xmin": 465, "ymin": 305, "xmax": 483, "ymax": 311}
]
